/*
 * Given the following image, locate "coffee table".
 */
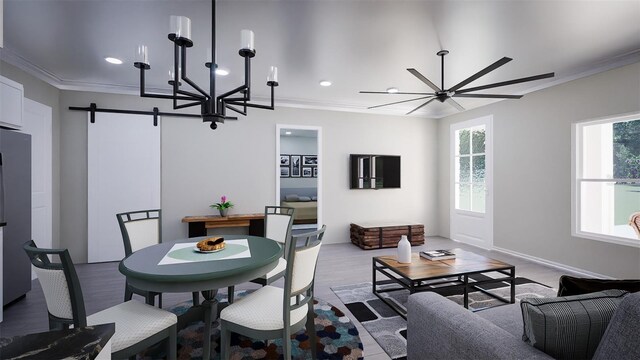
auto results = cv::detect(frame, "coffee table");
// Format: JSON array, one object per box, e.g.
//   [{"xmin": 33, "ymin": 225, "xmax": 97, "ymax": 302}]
[{"xmin": 372, "ymin": 248, "xmax": 515, "ymax": 318}]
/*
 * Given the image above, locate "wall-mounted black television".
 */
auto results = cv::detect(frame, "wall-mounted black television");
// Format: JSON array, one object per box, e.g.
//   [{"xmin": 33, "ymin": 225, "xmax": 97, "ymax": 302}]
[{"xmin": 350, "ymin": 154, "xmax": 401, "ymax": 189}]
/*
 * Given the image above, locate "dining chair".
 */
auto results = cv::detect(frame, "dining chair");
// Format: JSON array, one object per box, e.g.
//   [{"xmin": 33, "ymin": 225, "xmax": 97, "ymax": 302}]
[
  {"xmin": 220, "ymin": 225, "xmax": 326, "ymax": 360},
  {"xmin": 116, "ymin": 209, "xmax": 163, "ymax": 307},
  {"xmin": 227, "ymin": 206, "xmax": 295, "ymax": 303},
  {"xmin": 23, "ymin": 240, "xmax": 177, "ymax": 360}
]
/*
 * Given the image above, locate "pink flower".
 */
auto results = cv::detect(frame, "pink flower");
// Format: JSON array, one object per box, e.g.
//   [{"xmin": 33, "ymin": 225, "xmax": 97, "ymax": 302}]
[{"xmin": 221, "ymin": 195, "xmax": 227, "ymax": 203}]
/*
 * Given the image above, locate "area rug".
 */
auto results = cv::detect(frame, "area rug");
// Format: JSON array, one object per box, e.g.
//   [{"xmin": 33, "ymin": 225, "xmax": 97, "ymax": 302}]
[
  {"xmin": 143, "ymin": 291, "xmax": 364, "ymax": 360},
  {"xmin": 331, "ymin": 276, "xmax": 556, "ymax": 360}
]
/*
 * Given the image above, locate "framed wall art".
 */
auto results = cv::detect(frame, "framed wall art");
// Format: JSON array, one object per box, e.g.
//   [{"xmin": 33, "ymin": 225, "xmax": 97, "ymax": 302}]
[{"xmin": 290, "ymin": 155, "xmax": 301, "ymax": 177}]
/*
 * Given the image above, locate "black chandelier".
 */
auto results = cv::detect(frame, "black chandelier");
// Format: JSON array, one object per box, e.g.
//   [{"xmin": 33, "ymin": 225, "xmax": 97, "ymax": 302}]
[{"xmin": 133, "ymin": 0, "xmax": 278, "ymax": 130}]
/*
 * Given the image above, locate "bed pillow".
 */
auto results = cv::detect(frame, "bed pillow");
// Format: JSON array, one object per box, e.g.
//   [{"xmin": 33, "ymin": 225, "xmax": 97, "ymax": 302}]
[
  {"xmin": 521, "ymin": 289, "xmax": 628, "ymax": 359},
  {"xmin": 298, "ymin": 196, "xmax": 311, "ymax": 202},
  {"xmin": 285, "ymin": 194, "xmax": 299, "ymax": 202},
  {"xmin": 312, "ymin": 196, "xmax": 317, "ymax": 201}
]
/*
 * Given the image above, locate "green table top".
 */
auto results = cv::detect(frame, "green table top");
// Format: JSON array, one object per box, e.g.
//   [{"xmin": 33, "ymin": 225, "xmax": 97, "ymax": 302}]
[{"xmin": 119, "ymin": 235, "xmax": 282, "ymax": 283}]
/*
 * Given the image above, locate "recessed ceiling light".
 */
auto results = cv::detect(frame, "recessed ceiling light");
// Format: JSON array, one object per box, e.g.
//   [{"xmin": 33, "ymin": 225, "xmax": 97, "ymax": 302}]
[
  {"xmin": 105, "ymin": 57, "xmax": 123, "ymax": 65},
  {"xmin": 215, "ymin": 68, "xmax": 229, "ymax": 76},
  {"xmin": 285, "ymin": 131, "xmax": 292, "ymax": 135},
  {"xmin": 386, "ymin": 87, "xmax": 399, "ymax": 93},
  {"xmin": 319, "ymin": 80, "xmax": 332, "ymax": 87}
]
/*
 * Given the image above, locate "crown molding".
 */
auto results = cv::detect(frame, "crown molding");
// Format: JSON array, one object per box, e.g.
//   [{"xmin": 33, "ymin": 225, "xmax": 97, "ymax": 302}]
[{"xmin": 3, "ymin": 46, "xmax": 639, "ymax": 119}]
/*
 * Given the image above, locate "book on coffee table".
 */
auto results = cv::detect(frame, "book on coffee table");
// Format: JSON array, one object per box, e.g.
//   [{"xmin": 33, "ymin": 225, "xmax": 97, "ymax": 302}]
[{"xmin": 420, "ymin": 250, "xmax": 456, "ymax": 261}]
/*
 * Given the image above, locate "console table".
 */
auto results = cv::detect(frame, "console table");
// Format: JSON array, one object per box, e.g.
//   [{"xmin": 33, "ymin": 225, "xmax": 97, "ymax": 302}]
[
  {"xmin": 182, "ymin": 214, "xmax": 265, "ymax": 238},
  {"xmin": 351, "ymin": 222, "xmax": 424, "ymax": 249}
]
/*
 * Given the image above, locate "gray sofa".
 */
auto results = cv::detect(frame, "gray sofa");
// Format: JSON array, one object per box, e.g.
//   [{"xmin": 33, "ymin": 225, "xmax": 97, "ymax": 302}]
[{"xmin": 407, "ymin": 291, "xmax": 640, "ymax": 360}]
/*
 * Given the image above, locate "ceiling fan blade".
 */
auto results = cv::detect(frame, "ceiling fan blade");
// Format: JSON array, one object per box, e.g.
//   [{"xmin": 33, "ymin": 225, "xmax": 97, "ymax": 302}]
[
  {"xmin": 454, "ymin": 72, "xmax": 555, "ymax": 94},
  {"xmin": 407, "ymin": 69, "xmax": 441, "ymax": 92},
  {"xmin": 367, "ymin": 96, "xmax": 434, "ymax": 110},
  {"xmin": 360, "ymin": 91, "xmax": 436, "ymax": 95},
  {"xmin": 406, "ymin": 97, "xmax": 438, "ymax": 115},
  {"xmin": 453, "ymin": 94, "xmax": 523, "ymax": 99},
  {"xmin": 448, "ymin": 57, "xmax": 512, "ymax": 92},
  {"xmin": 445, "ymin": 98, "xmax": 465, "ymax": 111}
]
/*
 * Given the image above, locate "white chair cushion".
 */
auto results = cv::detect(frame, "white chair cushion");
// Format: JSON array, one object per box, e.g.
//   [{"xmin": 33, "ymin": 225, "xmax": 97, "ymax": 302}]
[
  {"xmin": 33, "ymin": 266, "xmax": 73, "ymax": 320},
  {"xmin": 220, "ymin": 286, "xmax": 308, "ymax": 331},
  {"xmin": 87, "ymin": 300, "xmax": 176, "ymax": 353},
  {"xmin": 261, "ymin": 257, "xmax": 286, "ymax": 280},
  {"xmin": 291, "ymin": 242, "xmax": 322, "ymax": 293},
  {"xmin": 266, "ymin": 214, "xmax": 291, "ymax": 244},
  {"xmin": 124, "ymin": 218, "xmax": 159, "ymax": 253}
]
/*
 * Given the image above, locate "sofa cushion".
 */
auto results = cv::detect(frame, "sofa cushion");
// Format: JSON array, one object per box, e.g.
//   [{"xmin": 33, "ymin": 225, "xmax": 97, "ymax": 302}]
[
  {"xmin": 477, "ymin": 302, "xmax": 523, "ymax": 336},
  {"xmin": 557, "ymin": 275, "xmax": 640, "ymax": 296},
  {"xmin": 592, "ymin": 291, "xmax": 640, "ymax": 360},
  {"xmin": 521, "ymin": 289, "xmax": 628, "ymax": 359}
]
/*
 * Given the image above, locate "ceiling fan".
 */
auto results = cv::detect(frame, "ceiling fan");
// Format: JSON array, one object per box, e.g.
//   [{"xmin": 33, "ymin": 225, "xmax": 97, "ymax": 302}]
[{"xmin": 360, "ymin": 50, "xmax": 555, "ymax": 115}]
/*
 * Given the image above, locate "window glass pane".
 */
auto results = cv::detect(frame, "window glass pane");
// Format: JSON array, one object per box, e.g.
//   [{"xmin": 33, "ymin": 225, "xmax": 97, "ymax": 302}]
[
  {"xmin": 582, "ymin": 122, "xmax": 613, "ymax": 179},
  {"xmin": 472, "ymin": 127, "xmax": 486, "ymax": 154},
  {"xmin": 582, "ymin": 119, "xmax": 640, "ymax": 179},
  {"xmin": 457, "ymin": 157, "xmax": 470, "ymax": 182},
  {"xmin": 456, "ymin": 183, "xmax": 471, "ymax": 211},
  {"xmin": 580, "ymin": 181, "xmax": 639, "ymax": 239},
  {"xmin": 472, "ymin": 155, "xmax": 485, "ymax": 183},
  {"xmin": 458, "ymin": 129, "xmax": 470, "ymax": 155},
  {"xmin": 613, "ymin": 119, "xmax": 640, "ymax": 179},
  {"xmin": 472, "ymin": 184, "xmax": 486, "ymax": 213}
]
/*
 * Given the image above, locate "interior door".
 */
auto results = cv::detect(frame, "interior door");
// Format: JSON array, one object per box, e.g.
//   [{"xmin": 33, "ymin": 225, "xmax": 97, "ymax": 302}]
[
  {"xmin": 275, "ymin": 125, "xmax": 322, "ymax": 231},
  {"xmin": 450, "ymin": 116, "xmax": 493, "ymax": 249},
  {"xmin": 22, "ymin": 98, "xmax": 53, "ymax": 256},
  {"xmin": 88, "ymin": 113, "xmax": 160, "ymax": 263}
]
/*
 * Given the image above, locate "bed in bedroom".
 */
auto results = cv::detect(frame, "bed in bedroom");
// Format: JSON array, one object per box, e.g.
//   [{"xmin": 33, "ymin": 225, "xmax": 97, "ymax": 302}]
[
  {"xmin": 281, "ymin": 200, "xmax": 317, "ymax": 224},
  {"xmin": 280, "ymin": 187, "xmax": 318, "ymax": 224}
]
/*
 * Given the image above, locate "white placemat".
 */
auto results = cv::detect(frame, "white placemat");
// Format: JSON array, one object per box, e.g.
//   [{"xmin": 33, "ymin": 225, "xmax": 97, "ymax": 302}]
[{"xmin": 158, "ymin": 239, "xmax": 251, "ymax": 265}]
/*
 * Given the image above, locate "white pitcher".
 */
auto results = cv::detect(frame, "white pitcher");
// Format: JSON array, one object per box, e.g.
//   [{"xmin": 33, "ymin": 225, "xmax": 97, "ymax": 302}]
[{"xmin": 397, "ymin": 235, "xmax": 412, "ymax": 263}]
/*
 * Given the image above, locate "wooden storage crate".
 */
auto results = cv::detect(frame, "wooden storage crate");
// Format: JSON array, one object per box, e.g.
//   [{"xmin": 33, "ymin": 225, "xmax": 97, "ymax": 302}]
[{"xmin": 350, "ymin": 222, "xmax": 424, "ymax": 250}]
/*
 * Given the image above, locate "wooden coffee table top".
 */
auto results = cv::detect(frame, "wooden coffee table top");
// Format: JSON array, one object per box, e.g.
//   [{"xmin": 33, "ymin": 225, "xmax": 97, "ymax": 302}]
[{"xmin": 374, "ymin": 248, "xmax": 514, "ymax": 281}]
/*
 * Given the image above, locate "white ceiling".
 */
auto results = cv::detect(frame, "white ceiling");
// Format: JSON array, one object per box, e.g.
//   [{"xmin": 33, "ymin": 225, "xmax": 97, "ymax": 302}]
[{"xmin": 2, "ymin": 0, "xmax": 639, "ymax": 118}]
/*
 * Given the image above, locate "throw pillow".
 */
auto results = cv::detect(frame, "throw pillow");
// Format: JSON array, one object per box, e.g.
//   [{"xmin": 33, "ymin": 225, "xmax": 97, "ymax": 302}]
[
  {"xmin": 557, "ymin": 275, "xmax": 640, "ymax": 296},
  {"xmin": 298, "ymin": 196, "xmax": 311, "ymax": 202},
  {"xmin": 284, "ymin": 194, "xmax": 299, "ymax": 202},
  {"xmin": 521, "ymin": 289, "xmax": 628, "ymax": 360}
]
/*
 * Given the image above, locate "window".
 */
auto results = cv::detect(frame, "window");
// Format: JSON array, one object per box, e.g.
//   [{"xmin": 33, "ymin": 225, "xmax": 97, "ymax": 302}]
[
  {"xmin": 573, "ymin": 112, "xmax": 640, "ymax": 247},
  {"xmin": 454, "ymin": 125, "xmax": 486, "ymax": 213}
]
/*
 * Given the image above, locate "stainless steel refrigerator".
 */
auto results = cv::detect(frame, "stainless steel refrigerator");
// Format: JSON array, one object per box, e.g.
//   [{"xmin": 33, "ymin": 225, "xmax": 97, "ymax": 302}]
[{"xmin": 0, "ymin": 128, "xmax": 32, "ymax": 306}]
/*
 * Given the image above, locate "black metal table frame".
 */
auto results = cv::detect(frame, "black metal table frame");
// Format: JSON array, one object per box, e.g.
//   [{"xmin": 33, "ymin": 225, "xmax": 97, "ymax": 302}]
[{"xmin": 372, "ymin": 257, "xmax": 516, "ymax": 319}]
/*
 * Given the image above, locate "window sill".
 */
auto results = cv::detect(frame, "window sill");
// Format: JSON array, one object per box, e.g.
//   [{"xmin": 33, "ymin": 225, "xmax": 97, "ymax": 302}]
[{"xmin": 573, "ymin": 230, "xmax": 640, "ymax": 248}]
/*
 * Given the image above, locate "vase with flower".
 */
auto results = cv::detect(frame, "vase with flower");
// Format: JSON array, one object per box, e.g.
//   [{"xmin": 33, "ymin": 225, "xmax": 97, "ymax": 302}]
[{"xmin": 210, "ymin": 195, "xmax": 234, "ymax": 217}]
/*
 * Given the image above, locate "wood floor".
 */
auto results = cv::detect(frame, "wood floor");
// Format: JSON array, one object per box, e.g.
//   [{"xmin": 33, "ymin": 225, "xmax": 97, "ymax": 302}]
[{"xmin": 0, "ymin": 236, "xmax": 584, "ymax": 359}]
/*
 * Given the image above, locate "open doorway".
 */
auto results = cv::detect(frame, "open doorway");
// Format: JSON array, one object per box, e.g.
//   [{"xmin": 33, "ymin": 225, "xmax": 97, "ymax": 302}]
[{"xmin": 275, "ymin": 124, "xmax": 322, "ymax": 232}]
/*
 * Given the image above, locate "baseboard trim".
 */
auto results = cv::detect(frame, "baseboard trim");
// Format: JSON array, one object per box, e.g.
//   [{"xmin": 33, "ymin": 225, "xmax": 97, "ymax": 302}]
[{"xmin": 491, "ymin": 246, "xmax": 612, "ymax": 279}]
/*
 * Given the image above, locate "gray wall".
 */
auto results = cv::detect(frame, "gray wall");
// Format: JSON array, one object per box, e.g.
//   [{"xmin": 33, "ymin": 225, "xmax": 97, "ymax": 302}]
[
  {"xmin": 59, "ymin": 90, "xmax": 438, "ymax": 262},
  {"xmin": 0, "ymin": 60, "xmax": 61, "ymax": 249},
  {"xmin": 437, "ymin": 62, "xmax": 640, "ymax": 278}
]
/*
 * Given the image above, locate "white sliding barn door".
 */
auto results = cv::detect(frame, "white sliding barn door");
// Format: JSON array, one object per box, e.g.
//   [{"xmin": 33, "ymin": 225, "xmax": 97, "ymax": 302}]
[{"xmin": 88, "ymin": 113, "xmax": 160, "ymax": 263}]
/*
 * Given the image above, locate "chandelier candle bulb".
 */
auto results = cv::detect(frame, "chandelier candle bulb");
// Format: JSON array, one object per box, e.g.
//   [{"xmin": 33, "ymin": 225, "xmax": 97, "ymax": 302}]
[
  {"xmin": 170, "ymin": 15, "xmax": 191, "ymax": 40},
  {"xmin": 240, "ymin": 29, "xmax": 255, "ymax": 51},
  {"xmin": 268, "ymin": 66, "xmax": 278, "ymax": 82},
  {"xmin": 135, "ymin": 45, "xmax": 149, "ymax": 65}
]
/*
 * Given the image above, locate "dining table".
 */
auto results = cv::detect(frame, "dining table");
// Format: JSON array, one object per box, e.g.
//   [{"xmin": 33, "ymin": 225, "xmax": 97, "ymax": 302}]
[{"xmin": 119, "ymin": 235, "xmax": 283, "ymax": 360}]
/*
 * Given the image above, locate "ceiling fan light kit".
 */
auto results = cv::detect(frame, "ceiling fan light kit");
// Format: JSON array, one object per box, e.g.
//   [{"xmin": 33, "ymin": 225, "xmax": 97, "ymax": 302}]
[
  {"xmin": 133, "ymin": 0, "xmax": 279, "ymax": 130},
  {"xmin": 361, "ymin": 49, "xmax": 555, "ymax": 115}
]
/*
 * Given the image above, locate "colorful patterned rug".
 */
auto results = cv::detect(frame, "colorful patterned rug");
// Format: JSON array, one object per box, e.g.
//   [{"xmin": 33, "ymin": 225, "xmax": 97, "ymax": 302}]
[
  {"xmin": 331, "ymin": 276, "xmax": 557, "ymax": 360},
  {"xmin": 144, "ymin": 291, "xmax": 364, "ymax": 359}
]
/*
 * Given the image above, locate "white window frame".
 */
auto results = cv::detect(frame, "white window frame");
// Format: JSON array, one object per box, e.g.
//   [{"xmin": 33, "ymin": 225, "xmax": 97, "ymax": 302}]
[{"xmin": 572, "ymin": 111, "xmax": 640, "ymax": 248}]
